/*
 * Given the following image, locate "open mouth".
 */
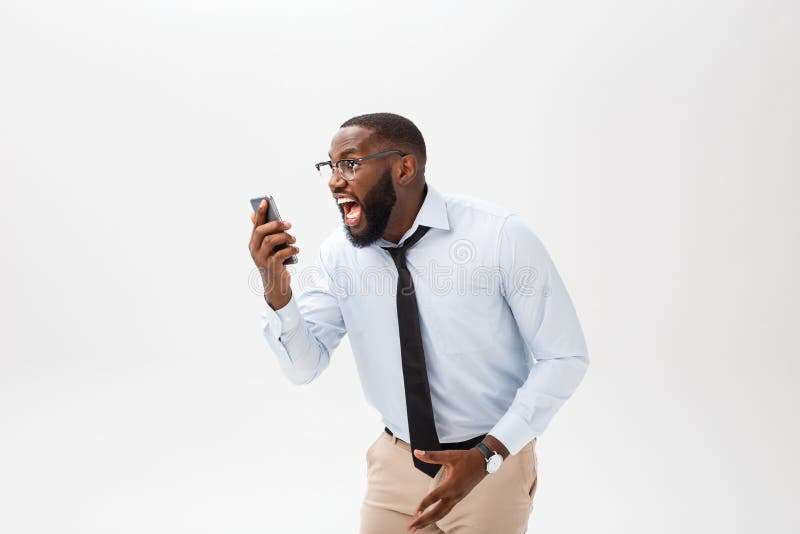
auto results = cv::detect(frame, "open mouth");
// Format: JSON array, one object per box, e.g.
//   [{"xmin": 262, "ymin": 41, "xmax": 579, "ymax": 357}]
[{"xmin": 337, "ymin": 197, "xmax": 363, "ymax": 228}]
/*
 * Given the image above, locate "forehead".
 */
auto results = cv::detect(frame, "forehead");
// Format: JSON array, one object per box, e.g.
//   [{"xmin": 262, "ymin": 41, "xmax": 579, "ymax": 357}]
[{"xmin": 328, "ymin": 126, "xmax": 376, "ymax": 159}]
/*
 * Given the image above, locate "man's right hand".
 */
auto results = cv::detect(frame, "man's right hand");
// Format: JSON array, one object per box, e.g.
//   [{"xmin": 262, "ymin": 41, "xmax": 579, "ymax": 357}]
[{"xmin": 248, "ymin": 198, "xmax": 299, "ymax": 310}]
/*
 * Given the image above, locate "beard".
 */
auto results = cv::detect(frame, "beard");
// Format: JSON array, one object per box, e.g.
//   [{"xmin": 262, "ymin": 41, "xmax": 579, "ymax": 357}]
[{"xmin": 340, "ymin": 169, "xmax": 397, "ymax": 248}]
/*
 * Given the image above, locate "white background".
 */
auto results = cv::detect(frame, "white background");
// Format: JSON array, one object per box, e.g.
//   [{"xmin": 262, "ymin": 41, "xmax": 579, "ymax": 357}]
[{"xmin": 1, "ymin": 1, "xmax": 798, "ymax": 532}]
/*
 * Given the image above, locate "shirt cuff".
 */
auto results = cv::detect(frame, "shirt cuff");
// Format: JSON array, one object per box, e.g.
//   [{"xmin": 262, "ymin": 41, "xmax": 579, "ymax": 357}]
[
  {"xmin": 273, "ymin": 295, "xmax": 302, "ymax": 336},
  {"xmin": 489, "ymin": 411, "xmax": 537, "ymax": 456},
  {"xmin": 260, "ymin": 300, "xmax": 297, "ymax": 363}
]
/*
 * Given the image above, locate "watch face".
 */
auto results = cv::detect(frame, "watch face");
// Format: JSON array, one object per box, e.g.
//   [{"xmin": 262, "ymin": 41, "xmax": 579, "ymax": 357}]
[{"xmin": 487, "ymin": 454, "xmax": 503, "ymax": 474}]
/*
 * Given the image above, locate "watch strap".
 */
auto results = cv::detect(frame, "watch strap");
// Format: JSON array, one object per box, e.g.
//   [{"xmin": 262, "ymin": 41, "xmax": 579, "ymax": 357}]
[{"xmin": 475, "ymin": 442, "xmax": 494, "ymax": 461}]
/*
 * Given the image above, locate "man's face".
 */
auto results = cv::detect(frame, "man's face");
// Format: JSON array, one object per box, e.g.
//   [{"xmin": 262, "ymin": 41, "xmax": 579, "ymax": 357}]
[{"xmin": 328, "ymin": 126, "xmax": 398, "ymax": 248}]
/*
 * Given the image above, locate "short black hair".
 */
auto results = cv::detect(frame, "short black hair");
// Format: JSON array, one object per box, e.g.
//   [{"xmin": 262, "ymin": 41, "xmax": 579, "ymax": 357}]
[{"xmin": 340, "ymin": 112, "xmax": 427, "ymax": 163}]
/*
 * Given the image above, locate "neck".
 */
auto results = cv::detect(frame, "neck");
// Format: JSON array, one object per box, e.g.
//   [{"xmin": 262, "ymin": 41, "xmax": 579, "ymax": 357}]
[{"xmin": 382, "ymin": 183, "xmax": 428, "ymax": 244}]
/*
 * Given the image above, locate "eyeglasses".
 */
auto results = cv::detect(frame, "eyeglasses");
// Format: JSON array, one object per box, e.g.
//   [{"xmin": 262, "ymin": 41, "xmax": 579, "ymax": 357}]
[{"xmin": 314, "ymin": 150, "xmax": 407, "ymax": 181}]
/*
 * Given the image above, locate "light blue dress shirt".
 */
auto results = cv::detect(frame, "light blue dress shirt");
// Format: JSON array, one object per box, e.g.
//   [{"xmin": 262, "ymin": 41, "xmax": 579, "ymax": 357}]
[{"xmin": 260, "ymin": 184, "xmax": 589, "ymax": 455}]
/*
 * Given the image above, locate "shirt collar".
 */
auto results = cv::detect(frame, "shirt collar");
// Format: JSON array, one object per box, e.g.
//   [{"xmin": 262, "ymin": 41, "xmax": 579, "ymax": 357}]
[{"xmin": 376, "ymin": 182, "xmax": 450, "ymax": 248}]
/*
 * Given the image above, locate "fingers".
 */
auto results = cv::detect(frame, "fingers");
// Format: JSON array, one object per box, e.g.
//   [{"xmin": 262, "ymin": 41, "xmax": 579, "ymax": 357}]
[
  {"xmin": 249, "ymin": 219, "xmax": 292, "ymax": 254},
  {"xmin": 255, "ymin": 198, "xmax": 268, "ymax": 226},
  {"xmin": 256, "ymin": 220, "xmax": 291, "ymax": 238},
  {"xmin": 414, "ymin": 485, "xmax": 447, "ymax": 516},
  {"xmin": 408, "ymin": 499, "xmax": 452, "ymax": 532},
  {"xmin": 413, "ymin": 449, "xmax": 449, "ymax": 465},
  {"xmin": 407, "ymin": 449, "xmax": 484, "ymax": 531},
  {"xmin": 271, "ymin": 244, "xmax": 300, "ymax": 265},
  {"xmin": 249, "ymin": 198, "xmax": 268, "ymax": 240},
  {"xmin": 260, "ymin": 230, "xmax": 296, "ymax": 255}
]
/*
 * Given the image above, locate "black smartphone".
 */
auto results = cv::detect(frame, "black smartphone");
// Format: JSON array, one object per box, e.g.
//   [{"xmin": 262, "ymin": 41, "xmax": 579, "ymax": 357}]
[{"xmin": 250, "ymin": 194, "xmax": 298, "ymax": 265}]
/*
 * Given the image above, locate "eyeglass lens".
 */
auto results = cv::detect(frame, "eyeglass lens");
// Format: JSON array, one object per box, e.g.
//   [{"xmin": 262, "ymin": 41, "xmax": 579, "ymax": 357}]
[{"xmin": 318, "ymin": 161, "xmax": 355, "ymax": 181}]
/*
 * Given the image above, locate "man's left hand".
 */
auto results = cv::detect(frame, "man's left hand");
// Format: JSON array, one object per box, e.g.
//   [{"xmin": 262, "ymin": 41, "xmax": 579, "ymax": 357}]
[{"xmin": 406, "ymin": 448, "xmax": 488, "ymax": 532}]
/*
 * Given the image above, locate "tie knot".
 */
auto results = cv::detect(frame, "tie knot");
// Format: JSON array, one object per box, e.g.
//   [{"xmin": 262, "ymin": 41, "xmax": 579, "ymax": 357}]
[{"xmin": 382, "ymin": 225, "xmax": 431, "ymax": 258}]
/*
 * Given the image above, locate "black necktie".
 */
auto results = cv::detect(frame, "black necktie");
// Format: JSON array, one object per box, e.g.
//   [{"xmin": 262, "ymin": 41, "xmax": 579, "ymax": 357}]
[{"xmin": 382, "ymin": 224, "xmax": 441, "ymax": 478}]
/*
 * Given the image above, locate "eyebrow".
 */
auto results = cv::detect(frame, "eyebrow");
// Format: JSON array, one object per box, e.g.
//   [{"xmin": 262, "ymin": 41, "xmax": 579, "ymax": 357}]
[{"xmin": 328, "ymin": 147, "xmax": 359, "ymax": 160}]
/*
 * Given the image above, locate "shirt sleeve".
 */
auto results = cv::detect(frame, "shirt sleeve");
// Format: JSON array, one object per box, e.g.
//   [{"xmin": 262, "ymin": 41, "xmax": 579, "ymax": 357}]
[
  {"xmin": 260, "ymin": 247, "xmax": 347, "ymax": 385},
  {"xmin": 488, "ymin": 214, "xmax": 590, "ymax": 455}
]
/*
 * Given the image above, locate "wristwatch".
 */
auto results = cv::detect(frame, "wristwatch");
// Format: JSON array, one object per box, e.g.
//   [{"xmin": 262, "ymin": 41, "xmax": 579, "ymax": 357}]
[{"xmin": 474, "ymin": 442, "xmax": 504, "ymax": 474}]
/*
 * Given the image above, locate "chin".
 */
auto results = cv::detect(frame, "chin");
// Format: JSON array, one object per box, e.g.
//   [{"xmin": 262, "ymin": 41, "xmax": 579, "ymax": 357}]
[{"xmin": 344, "ymin": 218, "xmax": 383, "ymax": 248}]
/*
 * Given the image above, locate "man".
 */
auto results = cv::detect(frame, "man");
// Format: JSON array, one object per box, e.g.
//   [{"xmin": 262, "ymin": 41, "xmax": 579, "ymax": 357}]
[{"xmin": 248, "ymin": 113, "xmax": 589, "ymax": 533}]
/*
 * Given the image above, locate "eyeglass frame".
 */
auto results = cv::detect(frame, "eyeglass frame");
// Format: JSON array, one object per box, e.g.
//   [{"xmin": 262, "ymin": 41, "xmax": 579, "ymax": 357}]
[{"xmin": 314, "ymin": 150, "xmax": 407, "ymax": 181}]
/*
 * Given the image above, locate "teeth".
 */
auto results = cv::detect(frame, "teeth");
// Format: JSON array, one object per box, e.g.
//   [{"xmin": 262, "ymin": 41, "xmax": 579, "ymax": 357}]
[{"xmin": 337, "ymin": 197, "xmax": 356, "ymax": 205}]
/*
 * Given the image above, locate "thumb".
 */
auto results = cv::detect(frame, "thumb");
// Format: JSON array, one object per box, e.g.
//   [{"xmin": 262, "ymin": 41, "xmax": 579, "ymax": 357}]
[{"xmin": 414, "ymin": 449, "xmax": 446, "ymax": 464}]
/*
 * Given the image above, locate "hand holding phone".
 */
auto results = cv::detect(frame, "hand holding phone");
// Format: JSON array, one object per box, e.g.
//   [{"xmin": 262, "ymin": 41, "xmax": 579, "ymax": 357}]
[
  {"xmin": 249, "ymin": 194, "xmax": 299, "ymax": 264},
  {"xmin": 248, "ymin": 195, "xmax": 299, "ymax": 309}
]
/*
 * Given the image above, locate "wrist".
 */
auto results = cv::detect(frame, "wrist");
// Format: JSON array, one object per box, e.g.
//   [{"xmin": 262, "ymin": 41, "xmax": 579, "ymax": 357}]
[
  {"xmin": 482, "ymin": 434, "xmax": 510, "ymax": 460},
  {"xmin": 474, "ymin": 441, "xmax": 504, "ymax": 474},
  {"xmin": 265, "ymin": 288, "xmax": 292, "ymax": 310}
]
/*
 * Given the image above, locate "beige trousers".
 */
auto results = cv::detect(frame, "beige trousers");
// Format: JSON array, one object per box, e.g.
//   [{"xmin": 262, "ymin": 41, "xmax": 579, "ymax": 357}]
[{"xmin": 360, "ymin": 430, "xmax": 538, "ymax": 533}]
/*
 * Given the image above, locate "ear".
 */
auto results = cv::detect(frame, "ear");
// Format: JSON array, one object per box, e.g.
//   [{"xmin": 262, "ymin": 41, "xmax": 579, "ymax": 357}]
[{"xmin": 395, "ymin": 154, "xmax": 419, "ymax": 186}]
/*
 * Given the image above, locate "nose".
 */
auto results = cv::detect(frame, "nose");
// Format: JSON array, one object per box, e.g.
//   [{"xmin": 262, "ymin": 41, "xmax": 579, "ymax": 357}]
[{"xmin": 328, "ymin": 166, "xmax": 348, "ymax": 191}]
